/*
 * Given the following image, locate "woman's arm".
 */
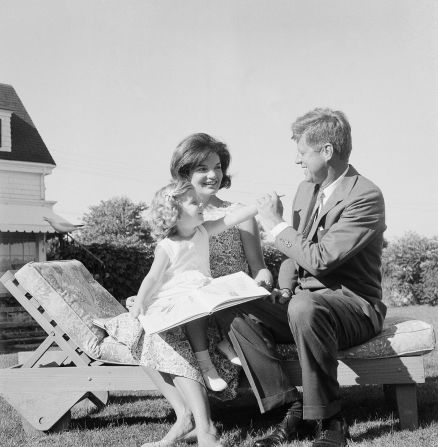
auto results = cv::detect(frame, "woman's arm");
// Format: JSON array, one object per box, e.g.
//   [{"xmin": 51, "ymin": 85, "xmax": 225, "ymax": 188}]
[
  {"xmin": 238, "ymin": 217, "xmax": 273, "ymax": 286},
  {"xmin": 203, "ymin": 204, "xmax": 257, "ymax": 236},
  {"xmin": 130, "ymin": 245, "xmax": 169, "ymax": 318}
]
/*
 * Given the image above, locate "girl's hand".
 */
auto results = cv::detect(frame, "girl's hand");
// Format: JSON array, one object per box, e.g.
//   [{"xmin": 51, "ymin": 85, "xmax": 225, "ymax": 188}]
[
  {"xmin": 125, "ymin": 295, "xmax": 136, "ymax": 311},
  {"xmin": 254, "ymin": 268, "xmax": 274, "ymax": 291},
  {"xmin": 129, "ymin": 304, "xmax": 143, "ymax": 319}
]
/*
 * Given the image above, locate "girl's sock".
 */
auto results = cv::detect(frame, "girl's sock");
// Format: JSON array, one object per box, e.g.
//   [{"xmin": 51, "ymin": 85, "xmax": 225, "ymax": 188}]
[
  {"xmin": 217, "ymin": 339, "xmax": 242, "ymax": 366},
  {"xmin": 194, "ymin": 350, "xmax": 227, "ymax": 392}
]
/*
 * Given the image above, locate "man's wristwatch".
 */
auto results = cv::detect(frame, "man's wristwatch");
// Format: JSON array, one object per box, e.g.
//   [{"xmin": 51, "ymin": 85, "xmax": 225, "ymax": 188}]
[{"xmin": 279, "ymin": 288, "xmax": 292, "ymax": 299}]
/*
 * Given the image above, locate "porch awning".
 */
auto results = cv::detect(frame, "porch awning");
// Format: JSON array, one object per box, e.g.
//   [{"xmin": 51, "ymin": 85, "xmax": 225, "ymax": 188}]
[{"xmin": 0, "ymin": 202, "xmax": 73, "ymax": 233}]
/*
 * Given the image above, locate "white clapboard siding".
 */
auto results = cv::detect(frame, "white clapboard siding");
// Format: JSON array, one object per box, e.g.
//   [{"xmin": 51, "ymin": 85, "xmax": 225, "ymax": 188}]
[{"xmin": 0, "ymin": 171, "xmax": 43, "ymax": 200}]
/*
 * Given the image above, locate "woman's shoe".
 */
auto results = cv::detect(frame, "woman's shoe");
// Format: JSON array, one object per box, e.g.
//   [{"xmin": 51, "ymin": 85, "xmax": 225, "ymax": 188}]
[{"xmin": 217, "ymin": 339, "xmax": 242, "ymax": 366}]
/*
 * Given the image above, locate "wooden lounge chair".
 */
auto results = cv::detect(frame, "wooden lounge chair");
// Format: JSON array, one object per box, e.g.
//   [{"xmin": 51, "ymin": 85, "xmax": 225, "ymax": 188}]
[
  {"xmin": 0, "ymin": 260, "xmax": 156, "ymax": 434},
  {"xmin": 0, "ymin": 260, "xmax": 435, "ymax": 435}
]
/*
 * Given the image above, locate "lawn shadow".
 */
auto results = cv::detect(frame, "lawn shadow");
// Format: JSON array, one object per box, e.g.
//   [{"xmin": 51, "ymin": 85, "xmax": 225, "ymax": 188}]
[
  {"xmin": 210, "ymin": 377, "xmax": 438, "ymax": 444},
  {"xmin": 107, "ymin": 394, "xmax": 163, "ymax": 405},
  {"xmin": 70, "ymin": 412, "xmax": 176, "ymax": 431},
  {"xmin": 71, "ymin": 393, "xmax": 176, "ymax": 431}
]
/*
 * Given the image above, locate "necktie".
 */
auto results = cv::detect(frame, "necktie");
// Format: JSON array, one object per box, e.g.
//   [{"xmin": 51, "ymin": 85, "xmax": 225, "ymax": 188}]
[{"xmin": 302, "ymin": 190, "xmax": 325, "ymax": 239}]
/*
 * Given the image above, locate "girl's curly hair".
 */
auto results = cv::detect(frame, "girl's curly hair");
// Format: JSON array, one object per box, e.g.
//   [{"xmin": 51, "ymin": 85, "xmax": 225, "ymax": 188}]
[{"xmin": 148, "ymin": 181, "xmax": 194, "ymax": 241}]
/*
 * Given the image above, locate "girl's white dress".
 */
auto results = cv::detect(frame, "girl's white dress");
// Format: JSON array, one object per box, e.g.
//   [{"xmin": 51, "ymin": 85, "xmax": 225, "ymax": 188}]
[
  {"xmin": 133, "ymin": 202, "xmax": 250, "ymax": 399},
  {"xmin": 142, "ymin": 226, "xmax": 211, "ymax": 312}
]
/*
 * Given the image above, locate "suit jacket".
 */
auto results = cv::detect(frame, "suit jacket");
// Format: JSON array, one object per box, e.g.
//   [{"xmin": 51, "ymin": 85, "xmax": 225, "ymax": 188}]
[{"xmin": 276, "ymin": 165, "xmax": 387, "ymax": 329}]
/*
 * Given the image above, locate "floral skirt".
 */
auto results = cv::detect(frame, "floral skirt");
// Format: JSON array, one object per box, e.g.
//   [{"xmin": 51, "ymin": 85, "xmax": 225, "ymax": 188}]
[{"xmin": 132, "ymin": 319, "xmax": 240, "ymax": 401}]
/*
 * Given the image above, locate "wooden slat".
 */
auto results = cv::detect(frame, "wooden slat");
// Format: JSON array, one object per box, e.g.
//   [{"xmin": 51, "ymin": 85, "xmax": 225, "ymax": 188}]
[
  {"xmin": 1, "ymin": 273, "xmax": 93, "ymax": 367},
  {"xmin": 282, "ymin": 356, "xmax": 425, "ymax": 386},
  {"xmin": 0, "ymin": 365, "xmax": 157, "ymax": 393},
  {"xmin": 21, "ymin": 335, "xmax": 57, "ymax": 368}
]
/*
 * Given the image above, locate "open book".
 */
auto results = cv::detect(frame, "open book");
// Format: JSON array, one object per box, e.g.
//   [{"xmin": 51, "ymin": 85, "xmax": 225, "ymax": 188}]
[{"xmin": 139, "ymin": 271, "xmax": 270, "ymax": 335}]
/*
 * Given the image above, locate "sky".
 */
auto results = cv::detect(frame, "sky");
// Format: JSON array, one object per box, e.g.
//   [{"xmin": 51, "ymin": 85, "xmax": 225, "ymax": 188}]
[{"xmin": 1, "ymin": 0, "xmax": 438, "ymax": 240}]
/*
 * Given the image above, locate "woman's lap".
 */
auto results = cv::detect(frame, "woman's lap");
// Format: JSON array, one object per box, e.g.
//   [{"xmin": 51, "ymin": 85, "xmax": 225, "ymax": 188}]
[{"xmin": 134, "ymin": 322, "xmax": 241, "ymax": 400}]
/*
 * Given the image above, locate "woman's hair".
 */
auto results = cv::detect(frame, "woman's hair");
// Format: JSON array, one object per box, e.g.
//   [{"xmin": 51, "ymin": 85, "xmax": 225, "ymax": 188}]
[
  {"xmin": 170, "ymin": 133, "xmax": 232, "ymax": 189},
  {"xmin": 291, "ymin": 108, "xmax": 352, "ymax": 161},
  {"xmin": 148, "ymin": 181, "xmax": 194, "ymax": 241}
]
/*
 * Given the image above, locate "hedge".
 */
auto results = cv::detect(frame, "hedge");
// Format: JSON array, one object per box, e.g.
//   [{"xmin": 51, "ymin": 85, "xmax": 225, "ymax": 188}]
[
  {"xmin": 48, "ymin": 232, "xmax": 438, "ymax": 307},
  {"xmin": 382, "ymin": 232, "xmax": 438, "ymax": 306},
  {"xmin": 47, "ymin": 236, "xmax": 155, "ymax": 302}
]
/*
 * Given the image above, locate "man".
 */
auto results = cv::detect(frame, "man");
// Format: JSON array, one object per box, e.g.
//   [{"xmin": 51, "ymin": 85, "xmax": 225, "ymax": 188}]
[{"xmin": 223, "ymin": 108, "xmax": 386, "ymax": 447}]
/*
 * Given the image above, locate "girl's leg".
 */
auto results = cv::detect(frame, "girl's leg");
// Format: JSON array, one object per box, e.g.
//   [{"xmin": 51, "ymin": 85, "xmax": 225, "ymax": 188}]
[
  {"xmin": 186, "ymin": 319, "xmax": 227, "ymax": 391},
  {"xmin": 185, "ymin": 317, "xmax": 209, "ymax": 352},
  {"xmin": 173, "ymin": 375, "xmax": 225, "ymax": 447},
  {"xmin": 141, "ymin": 367, "xmax": 195, "ymax": 446}
]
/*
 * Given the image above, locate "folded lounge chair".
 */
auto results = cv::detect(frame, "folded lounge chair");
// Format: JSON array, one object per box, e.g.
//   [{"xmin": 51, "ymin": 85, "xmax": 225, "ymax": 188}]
[{"xmin": 0, "ymin": 260, "xmax": 435, "ymax": 434}]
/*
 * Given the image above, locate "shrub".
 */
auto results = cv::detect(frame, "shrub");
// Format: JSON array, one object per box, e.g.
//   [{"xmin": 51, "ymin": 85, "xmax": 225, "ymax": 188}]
[
  {"xmin": 77, "ymin": 196, "xmax": 152, "ymax": 246},
  {"xmin": 262, "ymin": 243, "xmax": 284, "ymax": 285},
  {"xmin": 382, "ymin": 232, "xmax": 438, "ymax": 306}
]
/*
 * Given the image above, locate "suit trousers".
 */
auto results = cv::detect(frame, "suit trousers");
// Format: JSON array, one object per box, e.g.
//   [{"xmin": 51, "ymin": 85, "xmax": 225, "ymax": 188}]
[{"xmin": 217, "ymin": 288, "xmax": 377, "ymax": 420}]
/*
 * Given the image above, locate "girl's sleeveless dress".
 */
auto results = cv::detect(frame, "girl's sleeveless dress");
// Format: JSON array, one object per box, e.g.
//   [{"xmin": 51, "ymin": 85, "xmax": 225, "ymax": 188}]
[{"xmin": 133, "ymin": 201, "xmax": 250, "ymax": 399}]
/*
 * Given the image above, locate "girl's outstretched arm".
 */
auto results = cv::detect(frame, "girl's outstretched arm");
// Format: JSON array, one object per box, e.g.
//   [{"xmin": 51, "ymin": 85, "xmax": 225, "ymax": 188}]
[
  {"xmin": 203, "ymin": 204, "xmax": 257, "ymax": 236},
  {"xmin": 130, "ymin": 245, "xmax": 169, "ymax": 318},
  {"xmin": 238, "ymin": 217, "xmax": 273, "ymax": 286}
]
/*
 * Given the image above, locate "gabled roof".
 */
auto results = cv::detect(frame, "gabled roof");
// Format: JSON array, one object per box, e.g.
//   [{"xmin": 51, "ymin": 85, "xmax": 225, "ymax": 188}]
[{"xmin": 0, "ymin": 83, "xmax": 56, "ymax": 166}]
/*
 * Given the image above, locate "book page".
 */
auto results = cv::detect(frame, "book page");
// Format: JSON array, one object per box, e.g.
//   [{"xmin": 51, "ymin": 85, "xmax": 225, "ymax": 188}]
[
  {"xmin": 139, "ymin": 271, "xmax": 269, "ymax": 334},
  {"xmin": 195, "ymin": 271, "xmax": 270, "ymax": 310},
  {"xmin": 139, "ymin": 290, "xmax": 208, "ymax": 335}
]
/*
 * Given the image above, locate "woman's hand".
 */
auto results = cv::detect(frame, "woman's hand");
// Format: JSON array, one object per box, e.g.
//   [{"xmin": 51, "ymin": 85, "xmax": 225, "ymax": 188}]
[{"xmin": 254, "ymin": 268, "xmax": 274, "ymax": 291}]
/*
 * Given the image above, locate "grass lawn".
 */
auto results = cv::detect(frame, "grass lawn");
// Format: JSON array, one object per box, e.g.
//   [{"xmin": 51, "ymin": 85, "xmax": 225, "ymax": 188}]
[{"xmin": 1, "ymin": 305, "xmax": 438, "ymax": 447}]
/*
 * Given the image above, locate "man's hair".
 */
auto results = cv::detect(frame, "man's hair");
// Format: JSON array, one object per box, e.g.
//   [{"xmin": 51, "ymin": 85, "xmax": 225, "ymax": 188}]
[
  {"xmin": 148, "ymin": 181, "xmax": 194, "ymax": 241},
  {"xmin": 170, "ymin": 133, "xmax": 232, "ymax": 189},
  {"xmin": 291, "ymin": 108, "xmax": 352, "ymax": 160}
]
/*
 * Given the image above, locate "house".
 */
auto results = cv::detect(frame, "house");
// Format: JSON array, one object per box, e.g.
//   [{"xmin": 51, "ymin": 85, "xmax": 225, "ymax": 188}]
[{"xmin": 0, "ymin": 83, "xmax": 68, "ymax": 296}]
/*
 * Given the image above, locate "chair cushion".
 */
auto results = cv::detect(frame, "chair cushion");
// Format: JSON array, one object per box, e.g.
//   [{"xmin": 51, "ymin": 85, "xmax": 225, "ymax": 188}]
[
  {"xmin": 98, "ymin": 335, "xmax": 140, "ymax": 365},
  {"xmin": 277, "ymin": 316, "xmax": 435, "ymax": 360},
  {"xmin": 339, "ymin": 317, "xmax": 435, "ymax": 359},
  {"xmin": 15, "ymin": 260, "xmax": 127, "ymax": 358},
  {"xmin": 93, "ymin": 312, "xmax": 143, "ymax": 352}
]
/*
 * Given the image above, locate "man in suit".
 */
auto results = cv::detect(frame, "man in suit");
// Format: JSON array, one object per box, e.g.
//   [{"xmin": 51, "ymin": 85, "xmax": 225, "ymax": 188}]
[{"xmin": 222, "ymin": 108, "xmax": 386, "ymax": 447}]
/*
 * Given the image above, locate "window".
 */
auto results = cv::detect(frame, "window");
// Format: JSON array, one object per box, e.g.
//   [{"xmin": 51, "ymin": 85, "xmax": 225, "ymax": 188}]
[{"xmin": 0, "ymin": 233, "xmax": 38, "ymax": 272}]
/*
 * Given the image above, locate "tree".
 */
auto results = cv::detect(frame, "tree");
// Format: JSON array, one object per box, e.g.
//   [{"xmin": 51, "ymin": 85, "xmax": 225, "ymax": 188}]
[{"xmin": 77, "ymin": 196, "xmax": 153, "ymax": 246}]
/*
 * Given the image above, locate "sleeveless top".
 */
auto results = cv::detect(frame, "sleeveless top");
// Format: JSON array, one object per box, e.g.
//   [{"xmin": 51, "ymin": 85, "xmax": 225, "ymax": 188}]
[{"xmin": 150, "ymin": 226, "xmax": 211, "ymax": 305}]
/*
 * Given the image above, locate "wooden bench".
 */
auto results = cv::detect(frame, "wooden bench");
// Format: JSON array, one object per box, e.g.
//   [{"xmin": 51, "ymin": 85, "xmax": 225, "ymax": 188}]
[{"xmin": 0, "ymin": 260, "xmax": 435, "ymax": 434}]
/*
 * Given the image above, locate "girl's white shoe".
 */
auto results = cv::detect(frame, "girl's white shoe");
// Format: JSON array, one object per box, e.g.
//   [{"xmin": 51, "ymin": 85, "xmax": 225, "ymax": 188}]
[
  {"xmin": 201, "ymin": 365, "xmax": 228, "ymax": 392},
  {"xmin": 195, "ymin": 349, "xmax": 228, "ymax": 392},
  {"xmin": 217, "ymin": 339, "xmax": 242, "ymax": 366}
]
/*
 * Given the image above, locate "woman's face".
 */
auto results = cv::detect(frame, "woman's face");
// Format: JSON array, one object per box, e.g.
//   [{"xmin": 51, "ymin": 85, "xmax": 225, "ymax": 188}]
[{"xmin": 189, "ymin": 152, "xmax": 223, "ymax": 200}]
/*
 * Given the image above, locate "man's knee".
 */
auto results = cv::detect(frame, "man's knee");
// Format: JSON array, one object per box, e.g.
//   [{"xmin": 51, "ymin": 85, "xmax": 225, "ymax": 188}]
[{"xmin": 288, "ymin": 290, "xmax": 320, "ymax": 326}]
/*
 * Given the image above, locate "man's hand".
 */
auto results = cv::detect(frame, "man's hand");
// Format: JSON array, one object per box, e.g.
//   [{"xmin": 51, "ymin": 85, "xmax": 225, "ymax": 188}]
[
  {"xmin": 256, "ymin": 192, "xmax": 284, "ymax": 233},
  {"xmin": 264, "ymin": 288, "xmax": 292, "ymax": 305}
]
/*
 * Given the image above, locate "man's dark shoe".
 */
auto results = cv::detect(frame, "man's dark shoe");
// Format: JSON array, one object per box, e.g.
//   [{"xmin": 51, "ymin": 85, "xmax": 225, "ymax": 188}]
[
  {"xmin": 312, "ymin": 415, "xmax": 350, "ymax": 447},
  {"xmin": 253, "ymin": 401, "xmax": 315, "ymax": 447}
]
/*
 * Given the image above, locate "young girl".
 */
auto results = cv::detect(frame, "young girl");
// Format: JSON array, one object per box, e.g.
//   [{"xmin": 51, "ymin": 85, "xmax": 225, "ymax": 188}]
[{"xmin": 130, "ymin": 180, "xmax": 258, "ymax": 392}]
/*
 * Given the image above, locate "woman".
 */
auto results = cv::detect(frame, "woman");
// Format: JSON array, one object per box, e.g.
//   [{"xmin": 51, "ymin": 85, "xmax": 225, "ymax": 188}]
[{"xmin": 131, "ymin": 133, "xmax": 272, "ymax": 447}]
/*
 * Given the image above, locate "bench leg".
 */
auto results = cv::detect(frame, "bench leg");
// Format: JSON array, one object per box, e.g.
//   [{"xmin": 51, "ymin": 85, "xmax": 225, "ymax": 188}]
[
  {"xmin": 383, "ymin": 384, "xmax": 397, "ymax": 408},
  {"xmin": 3, "ymin": 390, "xmax": 87, "ymax": 432},
  {"xmin": 395, "ymin": 384, "xmax": 418, "ymax": 430}
]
